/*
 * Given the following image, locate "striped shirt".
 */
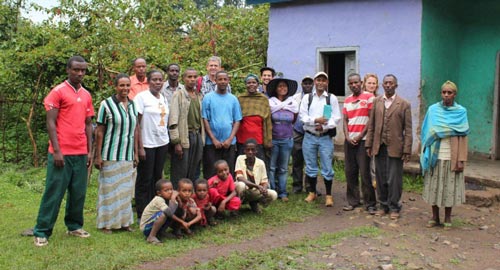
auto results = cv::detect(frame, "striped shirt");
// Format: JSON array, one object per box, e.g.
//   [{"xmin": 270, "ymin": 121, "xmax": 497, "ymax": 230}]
[
  {"xmin": 96, "ymin": 95, "xmax": 138, "ymax": 161},
  {"xmin": 342, "ymin": 91, "xmax": 374, "ymax": 140}
]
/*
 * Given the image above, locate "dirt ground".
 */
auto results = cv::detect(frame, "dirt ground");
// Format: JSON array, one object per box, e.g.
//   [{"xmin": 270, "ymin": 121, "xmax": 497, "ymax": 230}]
[{"xmin": 138, "ymin": 182, "xmax": 500, "ymax": 270}]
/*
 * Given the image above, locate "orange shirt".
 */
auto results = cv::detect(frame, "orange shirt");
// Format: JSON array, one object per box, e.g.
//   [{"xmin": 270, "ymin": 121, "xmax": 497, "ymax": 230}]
[
  {"xmin": 128, "ymin": 75, "xmax": 149, "ymax": 100},
  {"xmin": 44, "ymin": 81, "xmax": 95, "ymax": 155}
]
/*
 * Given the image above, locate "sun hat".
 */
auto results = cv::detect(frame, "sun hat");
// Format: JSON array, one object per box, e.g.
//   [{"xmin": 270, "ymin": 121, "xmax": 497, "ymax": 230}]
[{"xmin": 267, "ymin": 77, "xmax": 298, "ymax": 98}]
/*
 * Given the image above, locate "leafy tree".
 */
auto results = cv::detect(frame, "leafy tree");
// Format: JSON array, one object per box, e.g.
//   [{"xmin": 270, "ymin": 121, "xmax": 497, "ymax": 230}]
[{"xmin": 0, "ymin": 0, "xmax": 269, "ymax": 165}]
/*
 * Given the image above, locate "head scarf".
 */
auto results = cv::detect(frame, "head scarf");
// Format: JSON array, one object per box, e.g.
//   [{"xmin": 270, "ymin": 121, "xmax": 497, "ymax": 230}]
[
  {"xmin": 441, "ymin": 80, "xmax": 458, "ymax": 93},
  {"xmin": 244, "ymin": 74, "xmax": 259, "ymax": 84}
]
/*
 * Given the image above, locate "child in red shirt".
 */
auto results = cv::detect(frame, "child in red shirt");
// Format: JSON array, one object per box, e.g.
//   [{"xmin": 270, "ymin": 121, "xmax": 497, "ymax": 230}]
[
  {"xmin": 207, "ymin": 160, "xmax": 241, "ymax": 215},
  {"xmin": 192, "ymin": 179, "xmax": 217, "ymax": 226}
]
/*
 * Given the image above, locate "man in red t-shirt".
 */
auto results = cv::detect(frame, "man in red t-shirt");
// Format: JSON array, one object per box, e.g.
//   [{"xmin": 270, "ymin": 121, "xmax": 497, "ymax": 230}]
[
  {"xmin": 33, "ymin": 56, "xmax": 95, "ymax": 247},
  {"xmin": 342, "ymin": 73, "xmax": 376, "ymax": 214}
]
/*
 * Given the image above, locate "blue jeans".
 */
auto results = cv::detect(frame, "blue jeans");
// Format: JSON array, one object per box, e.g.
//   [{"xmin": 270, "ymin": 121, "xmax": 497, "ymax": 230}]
[
  {"xmin": 302, "ymin": 133, "xmax": 334, "ymax": 181},
  {"xmin": 269, "ymin": 138, "xmax": 293, "ymax": 198}
]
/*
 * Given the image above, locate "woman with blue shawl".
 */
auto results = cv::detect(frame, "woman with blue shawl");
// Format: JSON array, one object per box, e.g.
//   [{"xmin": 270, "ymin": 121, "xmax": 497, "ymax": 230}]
[{"xmin": 420, "ymin": 80, "xmax": 469, "ymax": 229}]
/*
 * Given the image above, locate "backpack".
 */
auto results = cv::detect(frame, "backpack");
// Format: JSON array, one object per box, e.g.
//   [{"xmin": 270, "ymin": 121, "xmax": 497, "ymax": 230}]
[{"xmin": 307, "ymin": 93, "xmax": 337, "ymax": 137}]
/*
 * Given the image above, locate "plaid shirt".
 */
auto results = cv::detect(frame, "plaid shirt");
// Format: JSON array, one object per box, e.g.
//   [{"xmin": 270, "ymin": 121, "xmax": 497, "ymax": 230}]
[
  {"xmin": 200, "ymin": 75, "xmax": 232, "ymax": 97},
  {"xmin": 237, "ymin": 92, "xmax": 272, "ymax": 146}
]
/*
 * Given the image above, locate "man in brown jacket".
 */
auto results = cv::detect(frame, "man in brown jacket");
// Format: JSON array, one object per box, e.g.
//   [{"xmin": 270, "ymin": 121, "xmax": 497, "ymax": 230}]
[{"xmin": 365, "ymin": 74, "xmax": 412, "ymax": 220}]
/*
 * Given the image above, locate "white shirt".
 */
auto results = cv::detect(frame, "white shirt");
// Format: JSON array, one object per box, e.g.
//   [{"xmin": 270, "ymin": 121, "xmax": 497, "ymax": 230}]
[
  {"xmin": 383, "ymin": 94, "xmax": 396, "ymax": 109},
  {"xmin": 299, "ymin": 90, "xmax": 341, "ymax": 134},
  {"xmin": 135, "ymin": 90, "xmax": 170, "ymax": 148}
]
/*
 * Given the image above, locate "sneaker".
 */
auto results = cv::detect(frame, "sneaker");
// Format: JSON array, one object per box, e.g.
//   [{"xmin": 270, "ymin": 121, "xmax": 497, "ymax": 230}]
[
  {"xmin": 304, "ymin": 192, "xmax": 317, "ymax": 203},
  {"xmin": 281, "ymin": 197, "xmax": 289, "ymax": 202},
  {"xmin": 342, "ymin": 205, "xmax": 356, "ymax": 211},
  {"xmin": 34, "ymin": 236, "xmax": 48, "ymax": 247},
  {"xmin": 367, "ymin": 207, "xmax": 377, "ymax": 215},
  {"xmin": 325, "ymin": 195, "xmax": 334, "ymax": 207},
  {"xmin": 66, "ymin": 228, "xmax": 91, "ymax": 238}
]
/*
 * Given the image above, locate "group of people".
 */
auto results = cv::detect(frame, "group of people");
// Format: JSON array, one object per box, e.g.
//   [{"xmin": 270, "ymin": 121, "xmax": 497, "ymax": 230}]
[{"xmin": 31, "ymin": 54, "xmax": 469, "ymax": 247}]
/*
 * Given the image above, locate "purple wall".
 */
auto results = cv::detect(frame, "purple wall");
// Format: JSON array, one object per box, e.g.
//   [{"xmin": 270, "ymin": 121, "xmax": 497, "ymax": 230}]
[{"xmin": 267, "ymin": 0, "xmax": 422, "ymax": 151}]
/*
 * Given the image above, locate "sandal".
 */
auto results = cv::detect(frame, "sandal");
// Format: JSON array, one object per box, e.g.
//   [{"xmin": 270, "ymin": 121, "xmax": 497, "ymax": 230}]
[
  {"xmin": 34, "ymin": 236, "xmax": 48, "ymax": 247},
  {"xmin": 67, "ymin": 228, "xmax": 91, "ymax": 238},
  {"xmin": 147, "ymin": 237, "xmax": 162, "ymax": 245},
  {"xmin": 100, "ymin": 228, "xmax": 112, "ymax": 234},
  {"xmin": 120, "ymin": 227, "xmax": 135, "ymax": 232},
  {"xmin": 207, "ymin": 218, "xmax": 218, "ymax": 226},
  {"xmin": 426, "ymin": 220, "xmax": 440, "ymax": 228},
  {"xmin": 21, "ymin": 228, "xmax": 34, "ymax": 237},
  {"xmin": 443, "ymin": 222, "xmax": 452, "ymax": 230}
]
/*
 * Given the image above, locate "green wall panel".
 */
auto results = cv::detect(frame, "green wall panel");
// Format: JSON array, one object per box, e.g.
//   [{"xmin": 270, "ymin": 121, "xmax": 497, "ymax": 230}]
[{"xmin": 422, "ymin": 0, "xmax": 500, "ymax": 155}]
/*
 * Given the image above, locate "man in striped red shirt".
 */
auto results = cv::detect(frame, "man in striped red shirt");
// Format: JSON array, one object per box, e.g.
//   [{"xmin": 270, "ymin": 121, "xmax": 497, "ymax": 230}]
[{"xmin": 342, "ymin": 73, "xmax": 377, "ymax": 214}]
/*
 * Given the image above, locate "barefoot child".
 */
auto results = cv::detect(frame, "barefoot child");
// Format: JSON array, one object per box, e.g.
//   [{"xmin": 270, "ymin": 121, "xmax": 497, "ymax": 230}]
[
  {"xmin": 192, "ymin": 179, "xmax": 217, "ymax": 226},
  {"xmin": 171, "ymin": 178, "xmax": 202, "ymax": 237},
  {"xmin": 235, "ymin": 138, "xmax": 278, "ymax": 213},
  {"xmin": 140, "ymin": 179, "xmax": 178, "ymax": 245},
  {"xmin": 207, "ymin": 160, "xmax": 241, "ymax": 216}
]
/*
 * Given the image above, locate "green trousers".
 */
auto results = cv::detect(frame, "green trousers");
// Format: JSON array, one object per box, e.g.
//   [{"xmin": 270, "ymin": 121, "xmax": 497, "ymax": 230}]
[{"xmin": 33, "ymin": 154, "xmax": 88, "ymax": 238}]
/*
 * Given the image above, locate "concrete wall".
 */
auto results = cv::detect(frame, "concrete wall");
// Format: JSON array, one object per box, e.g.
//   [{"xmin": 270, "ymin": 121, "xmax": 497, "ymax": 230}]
[
  {"xmin": 267, "ymin": 0, "xmax": 422, "ymax": 152},
  {"xmin": 421, "ymin": 0, "xmax": 500, "ymax": 155}
]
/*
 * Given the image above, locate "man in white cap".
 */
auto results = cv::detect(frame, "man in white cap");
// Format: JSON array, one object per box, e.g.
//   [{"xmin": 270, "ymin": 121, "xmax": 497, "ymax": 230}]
[{"xmin": 299, "ymin": 71, "xmax": 341, "ymax": 206}]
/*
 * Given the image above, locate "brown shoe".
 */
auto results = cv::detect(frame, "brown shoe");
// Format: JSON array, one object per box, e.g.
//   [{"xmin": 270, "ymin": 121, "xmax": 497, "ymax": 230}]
[
  {"xmin": 375, "ymin": 209, "xmax": 387, "ymax": 217},
  {"xmin": 390, "ymin": 212, "xmax": 400, "ymax": 220},
  {"xmin": 304, "ymin": 192, "xmax": 317, "ymax": 203},
  {"xmin": 325, "ymin": 195, "xmax": 334, "ymax": 207}
]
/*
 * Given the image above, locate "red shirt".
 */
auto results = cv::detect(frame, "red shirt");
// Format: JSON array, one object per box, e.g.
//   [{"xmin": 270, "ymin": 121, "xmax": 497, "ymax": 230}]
[
  {"xmin": 128, "ymin": 75, "xmax": 149, "ymax": 100},
  {"xmin": 342, "ymin": 91, "xmax": 374, "ymax": 139},
  {"xmin": 208, "ymin": 174, "xmax": 236, "ymax": 197},
  {"xmin": 237, "ymin": 115, "xmax": 264, "ymax": 144},
  {"xmin": 44, "ymin": 81, "xmax": 94, "ymax": 155}
]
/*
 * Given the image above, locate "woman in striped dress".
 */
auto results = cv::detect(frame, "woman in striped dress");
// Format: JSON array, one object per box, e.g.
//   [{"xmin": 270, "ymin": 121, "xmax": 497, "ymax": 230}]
[{"xmin": 95, "ymin": 73, "xmax": 139, "ymax": 233}]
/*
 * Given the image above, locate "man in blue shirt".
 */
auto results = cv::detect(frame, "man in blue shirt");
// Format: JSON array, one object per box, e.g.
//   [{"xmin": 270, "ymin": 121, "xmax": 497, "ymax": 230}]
[{"xmin": 202, "ymin": 71, "xmax": 242, "ymax": 178}]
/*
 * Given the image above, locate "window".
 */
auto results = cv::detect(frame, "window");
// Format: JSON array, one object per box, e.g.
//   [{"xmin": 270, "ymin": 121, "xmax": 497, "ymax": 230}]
[{"xmin": 317, "ymin": 47, "xmax": 359, "ymax": 98}]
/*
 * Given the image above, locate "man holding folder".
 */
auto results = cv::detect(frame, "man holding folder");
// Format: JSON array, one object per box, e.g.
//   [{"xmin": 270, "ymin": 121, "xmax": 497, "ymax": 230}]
[{"xmin": 299, "ymin": 71, "xmax": 341, "ymax": 206}]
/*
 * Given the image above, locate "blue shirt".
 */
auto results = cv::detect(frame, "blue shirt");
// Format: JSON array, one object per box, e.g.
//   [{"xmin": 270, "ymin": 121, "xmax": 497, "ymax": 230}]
[{"xmin": 202, "ymin": 91, "xmax": 242, "ymax": 145}]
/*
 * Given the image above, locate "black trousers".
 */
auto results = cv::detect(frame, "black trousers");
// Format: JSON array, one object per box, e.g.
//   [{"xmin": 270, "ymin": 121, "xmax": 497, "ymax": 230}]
[
  {"xmin": 291, "ymin": 132, "xmax": 305, "ymax": 192},
  {"xmin": 344, "ymin": 140, "xmax": 376, "ymax": 208},
  {"xmin": 202, "ymin": 144, "xmax": 236, "ymax": 179},
  {"xmin": 375, "ymin": 144, "xmax": 403, "ymax": 213},
  {"xmin": 135, "ymin": 144, "xmax": 169, "ymax": 219}
]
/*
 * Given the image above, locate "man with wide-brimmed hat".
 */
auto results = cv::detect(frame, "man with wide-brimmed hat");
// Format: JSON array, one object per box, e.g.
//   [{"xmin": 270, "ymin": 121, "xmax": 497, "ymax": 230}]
[{"xmin": 299, "ymin": 71, "xmax": 341, "ymax": 207}]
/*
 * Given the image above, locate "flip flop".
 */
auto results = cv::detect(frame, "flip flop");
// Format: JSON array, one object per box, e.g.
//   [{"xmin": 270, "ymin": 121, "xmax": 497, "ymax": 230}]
[
  {"xmin": 443, "ymin": 222, "xmax": 452, "ymax": 230},
  {"xmin": 147, "ymin": 237, "xmax": 162, "ymax": 245},
  {"xmin": 426, "ymin": 220, "xmax": 440, "ymax": 228}
]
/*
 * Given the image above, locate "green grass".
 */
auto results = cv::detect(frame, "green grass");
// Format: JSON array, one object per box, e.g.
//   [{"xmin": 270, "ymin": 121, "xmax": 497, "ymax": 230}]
[
  {"xmin": 0, "ymin": 157, "xmax": 423, "ymax": 270},
  {"xmin": 0, "ymin": 162, "xmax": 320, "ymax": 270},
  {"xmin": 190, "ymin": 226, "xmax": 380, "ymax": 270}
]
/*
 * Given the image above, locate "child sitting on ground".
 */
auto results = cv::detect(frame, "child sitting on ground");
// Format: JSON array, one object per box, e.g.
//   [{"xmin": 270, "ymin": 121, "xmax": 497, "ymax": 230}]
[
  {"xmin": 235, "ymin": 138, "xmax": 278, "ymax": 213},
  {"xmin": 207, "ymin": 160, "xmax": 241, "ymax": 216},
  {"xmin": 139, "ymin": 179, "xmax": 178, "ymax": 245},
  {"xmin": 171, "ymin": 178, "xmax": 202, "ymax": 238},
  {"xmin": 192, "ymin": 178, "xmax": 217, "ymax": 226}
]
